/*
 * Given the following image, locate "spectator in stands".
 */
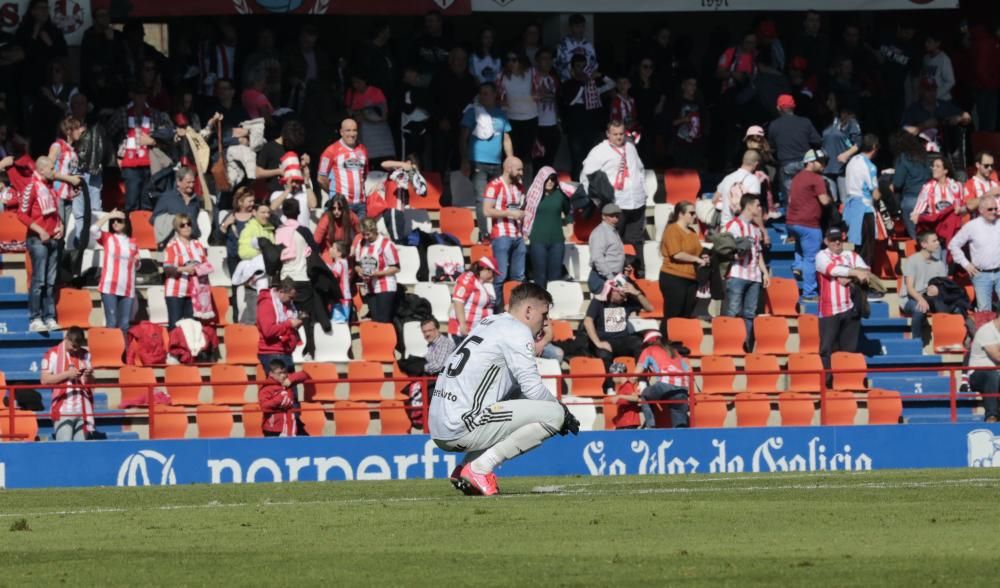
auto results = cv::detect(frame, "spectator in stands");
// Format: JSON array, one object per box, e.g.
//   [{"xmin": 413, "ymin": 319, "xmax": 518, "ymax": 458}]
[
  {"xmin": 743, "ymin": 125, "xmax": 775, "ymax": 181},
  {"xmin": 843, "ymin": 134, "xmax": 882, "ymax": 268},
  {"xmin": 964, "ymin": 151, "xmax": 1000, "ymax": 208},
  {"xmin": 583, "ymin": 275, "xmax": 653, "ymax": 368},
  {"xmin": 241, "ymin": 67, "xmax": 274, "ymax": 126},
  {"xmin": 497, "ymin": 51, "xmax": 539, "ymax": 175},
  {"xmin": 532, "ymin": 47, "xmax": 560, "ymax": 172},
  {"xmin": 72, "ymin": 93, "xmax": 109, "ymax": 246},
  {"xmin": 715, "ymin": 149, "xmax": 762, "ymax": 226},
  {"xmin": 900, "ymin": 232, "xmax": 949, "ymax": 344},
  {"xmin": 16, "ymin": 0, "xmax": 68, "ymax": 96},
  {"xmin": 820, "ymin": 97, "xmax": 861, "ymax": 202},
  {"xmin": 108, "ymin": 82, "xmax": 172, "ymax": 212},
  {"xmin": 31, "ymin": 60, "xmax": 78, "ymax": 157},
  {"xmin": 787, "ymin": 149, "xmax": 832, "ymax": 302},
  {"xmin": 328, "ymin": 241, "xmax": 352, "ymax": 324},
  {"xmin": 890, "ymin": 130, "xmax": 932, "ymax": 239},
  {"xmin": 767, "ymin": 94, "xmax": 821, "ymax": 202},
  {"xmin": 257, "ymin": 278, "xmax": 302, "ymax": 370},
  {"xmin": 791, "ymin": 10, "xmax": 830, "ymax": 79},
  {"xmin": 282, "ymin": 24, "xmax": 330, "ymax": 112},
  {"xmin": 345, "ymin": 71, "xmax": 395, "ymax": 164},
  {"xmin": 352, "ymin": 217, "xmax": 400, "ymax": 323},
  {"xmin": 668, "ymin": 75, "xmax": 704, "ymax": 170},
  {"xmin": 562, "ymin": 54, "xmax": 614, "ymax": 180},
  {"xmin": 659, "ymin": 201, "xmax": 707, "ymax": 339},
  {"xmin": 449, "ymin": 256, "xmax": 497, "ymax": 339},
  {"xmin": 969, "ymin": 316, "xmax": 1000, "ymax": 423},
  {"xmin": 524, "ymin": 167, "xmax": 571, "ymax": 289},
  {"xmin": 202, "ymin": 78, "xmax": 248, "ymax": 133},
  {"xmin": 816, "ymin": 227, "xmax": 872, "ymax": 368},
  {"xmin": 48, "ymin": 116, "xmax": 84, "ymax": 243},
  {"xmin": 911, "ymin": 157, "xmax": 964, "ymax": 244},
  {"xmin": 723, "ymin": 194, "xmax": 770, "ymax": 351},
  {"xmin": 555, "ymin": 14, "xmax": 598, "ymax": 81},
  {"xmin": 581, "ymin": 120, "xmax": 646, "ymax": 260},
  {"xmin": 430, "ymin": 47, "xmax": 478, "ymax": 174},
  {"xmin": 970, "ymin": 24, "xmax": 1000, "ymax": 132},
  {"xmin": 949, "ymin": 198, "xmax": 1000, "ymax": 312},
  {"xmin": 636, "ymin": 331, "xmax": 691, "ymax": 429},
  {"xmin": 607, "ymin": 361, "xmax": 641, "ymax": 430},
  {"xmin": 238, "ymin": 202, "xmax": 276, "ymax": 262},
  {"xmin": 163, "ymin": 213, "xmax": 207, "ymax": 329},
  {"xmin": 922, "ymin": 32, "xmax": 955, "ymax": 102},
  {"xmin": 138, "ymin": 57, "xmax": 171, "ymax": 114},
  {"xmin": 220, "ymin": 187, "xmax": 256, "ymax": 275},
  {"xmin": 258, "ymin": 120, "xmax": 305, "ymax": 193},
  {"xmin": 901, "ymin": 78, "xmax": 971, "ymax": 136},
  {"xmin": 588, "ymin": 203, "xmax": 625, "ymax": 294},
  {"xmin": 485, "ymin": 157, "xmax": 527, "ymax": 308},
  {"xmin": 469, "ymin": 27, "xmax": 501, "ymax": 85},
  {"xmin": 90, "ymin": 210, "xmax": 139, "ymax": 337},
  {"xmin": 270, "ymin": 152, "xmax": 316, "ymax": 227},
  {"xmin": 151, "ymin": 168, "xmax": 202, "ymax": 244},
  {"xmin": 318, "ymin": 118, "xmax": 368, "ymax": 219},
  {"xmin": 80, "ymin": 6, "xmax": 125, "ymax": 100},
  {"xmin": 259, "ymin": 358, "xmax": 309, "ymax": 437},
  {"xmin": 19, "ymin": 156, "xmax": 62, "ymax": 332},
  {"xmin": 314, "ymin": 194, "xmax": 360, "ymax": 264},
  {"xmin": 40, "ymin": 327, "xmax": 95, "ymax": 441},
  {"xmin": 461, "ymin": 82, "xmax": 512, "ymax": 239},
  {"xmin": 422, "ymin": 317, "xmax": 457, "ymax": 376},
  {"xmin": 275, "ymin": 198, "xmax": 323, "ymax": 361}
]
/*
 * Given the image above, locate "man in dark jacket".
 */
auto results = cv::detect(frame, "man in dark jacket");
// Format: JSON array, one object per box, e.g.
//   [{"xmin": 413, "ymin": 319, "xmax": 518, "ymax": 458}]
[
  {"xmin": 430, "ymin": 47, "xmax": 478, "ymax": 173},
  {"xmin": 767, "ymin": 94, "xmax": 821, "ymax": 204}
]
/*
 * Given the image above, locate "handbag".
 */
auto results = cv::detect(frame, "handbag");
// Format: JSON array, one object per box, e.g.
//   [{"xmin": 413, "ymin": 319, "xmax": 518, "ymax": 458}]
[{"xmin": 210, "ymin": 124, "xmax": 231, "ymax": 193}]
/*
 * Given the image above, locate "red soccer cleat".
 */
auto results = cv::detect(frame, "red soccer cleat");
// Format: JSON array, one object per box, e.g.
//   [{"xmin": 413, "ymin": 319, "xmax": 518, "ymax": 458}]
[
  {"xmin": 449, "ymin": 465, "xmax": 475, "ymax": 495},
  {"xmin": 459, "ymin": 463, "xmax": 498, "ymax": 496}
]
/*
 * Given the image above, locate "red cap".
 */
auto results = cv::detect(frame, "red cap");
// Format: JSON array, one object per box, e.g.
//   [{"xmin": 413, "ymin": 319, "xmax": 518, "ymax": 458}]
[
  {"xmin": 478, "ymin": 255, "xmax": 499, "ymax": 273},
  {"xmin": 757, "ymin": 20, "xmax": 778, "ymax": 40},
  {"xmin": 173, "ymin": 113, "xmax": 189, "ymax": 128},
  {"xmin": 777, "ymin": 94, "xmax": 796, "ymax": 110}
]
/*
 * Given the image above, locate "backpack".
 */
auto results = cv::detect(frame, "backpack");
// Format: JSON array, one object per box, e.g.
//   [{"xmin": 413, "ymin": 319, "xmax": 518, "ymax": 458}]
[{"xmin": 126, "ymin": 321, "xmax": 167, "ymax": 366}]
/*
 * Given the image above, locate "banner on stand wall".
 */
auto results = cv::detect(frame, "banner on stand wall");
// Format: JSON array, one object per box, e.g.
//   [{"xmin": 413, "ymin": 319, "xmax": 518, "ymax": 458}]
[
  {"xmin": 0, "ymin": 0, "xmax": 91, "ymax": 46},
  {"xmin": 470, "ymin": 0, "xmax": 958, "ymax": 12}
]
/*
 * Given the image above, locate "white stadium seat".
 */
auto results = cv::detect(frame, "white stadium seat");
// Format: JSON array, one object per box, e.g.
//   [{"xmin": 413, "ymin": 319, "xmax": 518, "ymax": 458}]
[
  {"xmin": 563, "ymin": 395, "xmax": 598, "ymax": 432},
  {"xmin": 547, "ymin": 281, "xmax": 585, "ymax": 320},
  {"xmin": 413, "ymin": 282, "xmax": 452, "ymax": 323},
  {"xmin": 426, "ymin": 245, "xmax": 465, "ymax": 277},
  {"xmin": 536, "ymin": 357, "xmax": 562, "ymax": 397},
  {"xmin": 653, "ymin": 203, "xmax": 673, "ymax": 241},
  {"xmin": 197, "ymin": 210, "xmax": 211, "ymax": 248},
  {"xmin": 403, "ymin": 321, "xmax": 429, "ymax": 358},
  {"xmin": 293, "ymin": 323, "xmax": 352, "ymax": 363},
  {"xmin": 396, "ymin": 246, "xmax": 420, "ymax": 285},
  {"xmin": 643, "ymin": 240, "xmax": 662, "ymax": 271},
  {"xmin": 145, "ymin": 286, "xmax": 169, "ymax": 325},
  {"xmin": 644, "ymin": 169, "xmax": 658, "ymax": 207},
  {"xmin": 205, "ymin": 246, "xmax": 232, "ymax": 287},
  {"xmin": 629, "ymin": 317, "xmax": 661, "ymax": 333},
  {"xmin": 563, "ymin": 243, "xmax": 591, "ymax": 282}
]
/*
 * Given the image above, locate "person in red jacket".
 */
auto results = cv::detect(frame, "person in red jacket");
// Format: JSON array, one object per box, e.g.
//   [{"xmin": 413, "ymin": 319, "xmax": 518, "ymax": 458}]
[
  {"xmin": 256, "ymin": 278, "xmax": 303, "ymax": 370},
  {"xmin": 258, "ymin": 358, "xmax": 309, "ymax": 437},
  {"xmin": 18, "ymin": 156, "xmax": 63, "ymax": 332},
  {"xmin": 607, "ymin": 362, "xmax": 642, "ymax": 430}
]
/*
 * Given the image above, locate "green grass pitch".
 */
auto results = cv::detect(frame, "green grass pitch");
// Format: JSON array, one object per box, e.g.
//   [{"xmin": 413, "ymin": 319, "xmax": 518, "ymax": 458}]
[{"xmin": 2, "ymin": 468, "xmax": 1000, "ymax": 586}]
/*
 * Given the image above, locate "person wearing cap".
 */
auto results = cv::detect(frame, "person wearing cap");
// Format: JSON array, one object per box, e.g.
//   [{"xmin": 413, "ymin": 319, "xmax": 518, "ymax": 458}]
[
  {"xmin": 767, "ymin": 93, "xmax": 821, "ymax": 203},
  {"xmin": 587, "ymin": 202, "xmax": 626, "ymax": 294},
  {"xmin": 756, "ymin": 20, "xmax": 785, "ymax": 72},
  {"xmin": 450, "ymin": 256, "xmax": 497, "ymax": 339},
  {"xmin": 636, "ymin": 331, "xmax": 691, "ymax": 428},
  {"xmin": 269, "ymin": 152, "xmax": 317, "ymax": 228},
  {"xmin": 715, "ymin": 149, "xmax": 762, "ymax": 226},
  {"xmin": 606, "ymin": 361, "xmax": 642, "ymax": 430},
  {"xmin": 583, "ymin": 274, "xmax": 652, "ymax": 369},
  {"xmin": 787, "ymin": 148, "xmax": 832, "ymax": 301},
  {"xmin": 948, "ymin": 197, "xmax": 1000, "ymax": 312},
  {"xmin": 107, "ymin": 82, "xmax": 172, "ymax": 212},
  {"xmin": 816, "ymin": 227, "xmax": 872, "ymax": 368},
  {"xmin": 843, "ymin": 134, "xmax": 884, "ymax": 268},
  {"xmin": 820, "ymin": 95, "xmax": 862, "ymax": 201}
]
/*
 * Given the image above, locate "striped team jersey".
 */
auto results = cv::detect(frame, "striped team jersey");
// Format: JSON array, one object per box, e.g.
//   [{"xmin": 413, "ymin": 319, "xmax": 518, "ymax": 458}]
[
  {"xmin": 815, "ymin": 248, "xmax": 869, "ymax": 318},
  {"xmin": 51, "ymin": 139, "xmax": 79, "ymax": 201},
  {"xmin": 96, "ymin": 231, "xmax": 139, "ymax": 297},
  {"xmin": 41, "ymin": 342, "xmax": 94, "ymax": 428},
  {"xmin": 724, "ymin": 217, "xmax": 763, "ymax": 282},
  {"xmin": 913, "ymin": 178, "xmax": 963, "ymax": 216},
  {"xmin": 429, "ymin": 313, "xmax": 555, "ymax": 441},
  {"xmin": 637, "ymin": 345, "xmax": 692, "ymax": 389},
  {"xmin": 321, "ymin": 140, "xmax": 368, "ymax": 204},
  {"xmin": 329, "ymin": 257, "xmax": 351, "ymax": 303},
  {"xmin": 448, "ymin": 271, "xmax": 495, "ymax": 335},
  {"xmin": 352, "ymin": 234, "xmax": 399, "ymax": 294},
  {"xmin": 163, "ymin": 238, "xmax": 207, "ymax": 298},
  {"xmin": 484, "ymin": 177, "xmax": 525, "ymax": 239},
  {"xmin": 964, "ymin": 176, "xmax": 999, "ymax": 206}
]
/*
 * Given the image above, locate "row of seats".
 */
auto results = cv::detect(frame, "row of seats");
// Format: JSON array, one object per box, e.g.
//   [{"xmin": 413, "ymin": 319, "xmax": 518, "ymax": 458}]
[{"xmin": 685, "ymin": 389, "xmax": 903, "ymax": 428}]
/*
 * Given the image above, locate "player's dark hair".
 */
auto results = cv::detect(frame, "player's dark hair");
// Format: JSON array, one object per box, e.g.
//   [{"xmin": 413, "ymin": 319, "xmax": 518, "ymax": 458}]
[
  {"xmin": 508, "ymin": 282, "xmax": 553, "ymax": 310},
  {"xmin": 66, "ymin": 326, "xmax": 86, "ymax": 347}
]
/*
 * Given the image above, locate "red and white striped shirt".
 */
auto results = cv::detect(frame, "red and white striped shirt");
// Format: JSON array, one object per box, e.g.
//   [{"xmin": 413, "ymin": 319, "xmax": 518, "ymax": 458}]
[
  {"xmin": 163, "ymin": 238, "xmax": 207, "ymax": 298},
  {"xmin": 448, "ymin": 271, "xmax": 495, "ymax": 335},
  {"xmin": 96, "ymin": 231, "xmax": 139, "ymax": 297},
  {"xmin": 42, "ymin": 341, "xmax": 93, "ymax": 428},
  {"xmin": 913, "ymin": 178, "xmax": 963, "ymax": 216},
  {"xmin": 816, "ymin": 248, "xmax": 869, "ymax": 318},
  {"xmin": 485, "ymin": 177, "xmax": 525, "ymax": 239},
  {"xmin": 51, "ymin": 139, "xmax": 79, "ymax": 201},
  {"xmin": 964, "ymin": 175, "xmax": 1000, "ymax": 207},
  {"xmin": 724, "ymin": 216, "xmax": 763, "ymax": 282},
  {"xmin": 329, "ymin": 257, "xmax": 351, "ymax": 303},
  {"xmin": 321, "ymin": 140, "xmax": 368, "ymax": 205},
  {"xmin": 352, "ymin": 234, "xmax": 399, "ymax": 294}
]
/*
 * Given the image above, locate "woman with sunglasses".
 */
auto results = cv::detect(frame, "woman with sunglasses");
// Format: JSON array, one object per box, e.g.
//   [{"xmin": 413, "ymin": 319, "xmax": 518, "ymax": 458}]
[
  {"xmin": 163, "ymin": 213, "xmax": 207, "ymax": 329},
  {"xmin": 90, "ymin": 209, "xmax": 139, "ymax": 336},
  {"xmin": 497, "ymin": 51, "xmax": 539, "ymax": 177},
  {"xmin": 220, "ymin": 187, "xmax": 256, "ymax": 275},
  {"xmin": 314, "ymin": 193, "xmax": 360, "ymax": 265},
  {"xmin": 352, "ymin": 217, "xmax": 400, "ymax": 323},
  {"xmin": 659, "ymin": 201, "xmax": 707, "ymax": 340}
]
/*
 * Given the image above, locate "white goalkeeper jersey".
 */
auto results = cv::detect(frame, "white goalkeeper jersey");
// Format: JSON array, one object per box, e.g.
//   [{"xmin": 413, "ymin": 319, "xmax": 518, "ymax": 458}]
[{"xmin": 429, "ymin": 313, "xmax": 556, "ymax": 441}]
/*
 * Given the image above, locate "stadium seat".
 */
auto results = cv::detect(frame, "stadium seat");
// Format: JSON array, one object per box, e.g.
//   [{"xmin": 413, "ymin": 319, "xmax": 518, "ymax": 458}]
[
  {"xmin": 0, "ymin": 409, "xmax": 38, "ymax": 442},
  {"xmin": 666, "ymin": 318, "xmax": 703, "ymax": 357},
  {"xmin": 711, "ymin": 317, "xmax": 746, "ymax": 356},
  {"xmin": 211, "ymin": 286, "xmax": 231, "ymax": 325},
  {"xmin": 930, "ymin": 313, "xmax": 967, "ymax": 352},
  {"xmin": 210, "ymin": 364, "xmax": 249, "ymax": 405},
  {"xmin": 301, "ymin": 362, "xmax": 338, "ymax": 403},
  {"xmin": 379, "ymin": 400, "xmax": 412, "ymax": 435},
  {"xmin": 643, "ymin": 168, "xmax": 659, "ymax": 206},
  {"xmin": 412, "ymin": 171, "xmax": 443, "ymax": 210},
  {"xmin": 502, "ymin": 280, "xmax": 522, "ymax": 308},
  {"xmin": 568, "ymin": 357, "xmax": 606, "ymax": 397},
  {"xmin": 118, "ymin": 366, "xmax": 157, "ymax": 407},
  {"xmin": 299, "ymin": 402, "xmax": 328, "ymax": 436},
  {"xmin": 563, "ymin": 395, "xmax": 598, "ymax": 431},
  {"xmin": 551, "ymin": 319, "xmax": 574, "ymax": 342},
  {"xmin": 787, "ymin": 353, "xmax": 823, "ymax": 393},
  {"xmin": 150, "ymin": 405, "xmax": 189, "ymax": 439},
  {"xmin": 653, "ymin": 203, "xmax": 672, "ymax": 240},
  {"xmin": 643, "ymin": 240, "xmax": 662, "ymax": 270},
  {"xmin": 778, "ymin": 392, "xmax": 815, "ymax": 426},
  {"xmin": 164, "ymin": 364, "xmax": 203, "ymax": 406},
  {"xmin": 333, "ymin": 400, "xmax": 371, "ymax": 435},
  {"xmin": 390, "ymin": 362, "xmax": 413, "ymax": 400},
  {"xmin": 205, "ymin": 246, "xmax": 232, "ymax": 287},
  {"xmin": 129, "ymin": 210, "xmax": 158, "ymax": 250},
  {"xmin": 764, "ymin": 278, "xmax": 799, "ymax": 317},
  {"xmin": 196, "ymin": 211, "xmax": 211, "ymax": 248},
  {"xmin": 734, "ymin": 392, "xmax": 771, "ymax": 427},
  {"xmin": 867, "ymin": 389, "xmax": 902, "ymax": 425},
  {"xmin": 636, "ymin": 279, "xmax": 663, "ymax": 318},
  {"xmin": 753, "ymin": 316, "xmax": 790, "ymax": 355},
  {"xmin": 548, "ymin": 281, "xmax": 585, "ymax": 319},
  {"xmin": 622, "ymin": 243, "xmax": 637, "ymax": 256},
  {"xmin": 563, "ymin": 243, "xmax": 591, "ymax": 282},
  {"xmin": 195, "ymin": 404, "xmax": 234, "ymax": 438},
  {"xmin": 664, "ymin": 168, "xmax": 700, "ymax": 204},
  {"xmin": 439, "ymin": 206, "xmax": 477, "ymax": 245},
  {"xmin": 403, "ymin": 321, "xmax": 429, "ymax": 359},
  {"xmin": 359, "ymin": 321, "xmax": 397, "ymax": 362},
  {"xmin": 744, "ymin": 353, "xmax": 781, "ymax": 393},
  {"xmin": 536, "ymin": 357, "xmax": 563, "ymax": 397},
  {"xmin": 413, "ymin": 283, "xmax": 451, "ymax": 323},
  {"xmin": 602, "ymin": 397, "xmax": 620, "ymax": 430},
  {"xmin": 824, "ymin": 390, "xmax": 858, "ymax": 425},
  {"xmin": 145, "ymin": 286, "xmax": 169, "ymax": 324},
  {"xmin": 308, "ymin": 323, "xmax": 353, "ymax": 363},
  {"xmin": 88, "ymin": 327, "xmax": 125, "ymax": 368},
  {"xmin": 254, "ymin": 364, "xmax": 267, "ymax": 383},
  {"xmin": 831, "ymin": 352, "xmax": 867, "ymax": 391},
  {"xmin": 55, "ymin": 287, "xmax": 92, "ymax": 328},
  {"xmin": 426, "ymin": 244, "xmax": 465, "ymax": 276},
  {"xmin": 347, "ymin": 361, "xmax": 384, "ymax": 402},
  {"xmin": 0, "ymin": 211, "xmax": 26, "ymax": 243},
  {"xmin": 797, "ymin": 314, "xmax": 819, "ymax": 354},
  {"xmin": 700, "ymin": 355, "xmax": 736, "ymax": 394},
  {"xmin": 241, "ymin": 403, "xmax": 263, "ymax": 437},
  {"xmin": 470, "ymin": 243, "xmax": 492, "ymax": 265},
  {"xmin": 223, "ymin": 324, "xmax": 259, "ymax": 365},
  {"xmin": 613, "ymin": 356, "xmax": 636, "ymax": 375},
  {"xmin": 691, "ymin": 395, "xmax": 727, "ymax": 428},
  {"xmin": 396, "ymin": 246, "xmax": 420, "ymax": 285}
]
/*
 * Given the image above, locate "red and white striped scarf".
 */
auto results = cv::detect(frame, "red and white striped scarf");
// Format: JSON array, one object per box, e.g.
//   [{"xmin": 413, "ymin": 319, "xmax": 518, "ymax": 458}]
[{"xmin": 610, "ymin": 143, "xmax": 629, "ymax": 190}]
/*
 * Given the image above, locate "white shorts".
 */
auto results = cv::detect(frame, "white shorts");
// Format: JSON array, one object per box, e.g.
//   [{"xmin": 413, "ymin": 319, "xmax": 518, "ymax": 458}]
[{"xmin": 433, "ymin": 399, "xmax": 564, "ymax": 453}]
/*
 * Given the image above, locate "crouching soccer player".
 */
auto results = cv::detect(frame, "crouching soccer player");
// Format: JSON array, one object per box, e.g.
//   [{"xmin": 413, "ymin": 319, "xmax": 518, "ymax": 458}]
[{"xmin": 429, "ymin": 282, "xmax": 580, "ymax": 496}]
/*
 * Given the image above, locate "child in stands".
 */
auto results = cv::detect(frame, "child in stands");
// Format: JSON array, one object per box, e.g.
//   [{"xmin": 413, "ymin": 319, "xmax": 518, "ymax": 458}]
[
  {"xmin": 329, "ymin": 241, "xmax": 352, "ymax": 324},
  {"xmin": 607, "ymin": 361, "xmax": 642, "ymax": 429}
]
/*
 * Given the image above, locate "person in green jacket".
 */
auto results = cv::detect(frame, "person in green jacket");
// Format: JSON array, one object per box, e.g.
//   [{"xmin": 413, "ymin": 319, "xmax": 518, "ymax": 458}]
[
  {"xmin": 523, "ymin": 166, "xmax": 571, "ymax": 288},
  {"xmin": 238, "ymin": 203, "xmax": 276, "ymax": 260}
]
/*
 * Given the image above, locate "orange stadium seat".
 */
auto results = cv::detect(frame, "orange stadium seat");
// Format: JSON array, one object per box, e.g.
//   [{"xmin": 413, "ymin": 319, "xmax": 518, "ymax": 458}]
[
  {"xmin": 391, "ymin": 362, "xmax": 411, "ymax": 400},
  {"xmin": 867, "ymin": 389, "xmax": 902, "ymax": 425},
  {"xmin": 691, "ymin": 395, "xmax": 727, "ymax": 428},
  {"xmin": 118, "ymin": 366, "xmax": 157, "ymax": 407},
  {"xmin": 0, "ymin": 211, "xmax": 27, "ymax": 243},
  {"xmin": 796, "ymin": 314, "xmax": 820, "ymax": 354},
  {"xmin": 503, "ymin": 280, "xmax": 522, "ymax": 308},
  {"xmin": 379, "ymin": 400, "xmax": 412, "ymax": 435},
  {"xmin": 700, "ymin": 355, "xmax": 735, "ymax": 394},
  {"xmin": 470, "ymin": 243, "xmax": 492, "ymax": 264},
  {"xmin": 164, "ymin": 364, "xmax": 203, "ymax": 406},
  {"xmin": 612, "ymin": 356, "xmax": 636, "ymax": 375},
  {"xmin": 831, "ymin": 352, "xmax": 867, "ymax": 391},
  {"xmin": 56, "ymin": 288, "xmax": 92, "ymax": 328},
  {"xmin": 195, "ymin": 404, "xmax": 234, "ymax": 438},
  {"xmin": 711, "ymin": 316, "xmax": 746, "ymax": 356},
  {"xmin": 347, "ymin": 361, "xmax": 384, "ymax": 402},
  {"xmin": 931, "ymin": 313, "xmax": 967, "ymax": 352},
  {"xmin": 787, "ymin": 353, "xmax": 823, "ymax": 394},
  {"xmin": 824, "ymin": 391, "xmax": 858, "ymax": 425},
  {"xmin": 663, "ymin": 168, "xmax": 700, "ymax": 204},
  {"xmin": 744, "ymin": 353, "xmax": 781, "ymax": 393},
  {"xmin": 299, "ymin": 402, "xmax": 328, "ymax": 436},
  {"xmin": 211, "ymin": 286, "xmax": 232, "ymax": 325},
  {"xmin": 439, "ymin": 206, "xmax": 477, "ymax": 245},
  {"xmin": 210, "ymin": 364, "xmax": 249, "ymax": 405},
  {"xmin": 223, "ymin": 324, "xmax": 259, "ymax": 365},
  {"xmin": 551, "ymin": 320, "xmax": 574, "ymax": 342},
  {"xmin": 302, "ymin": 362, "xmax": 339, "ymax": 403},
  {"xmin": 359, "ymin": 321, "xmax": 397, "ymax": 362},
  {"xmin": 753, "ymin": 316, "xmax": 789, "ymax": 355},
  {"xmin": 241, "ymin": 403, "xmax": 263, "ymax": 437},
  {"xmin": 150, "ymin": 405, "xmax": 188, "ymax": 439},
  {"xmin": 568, "ymin": 357, "xmax": 606, "ymax": 397},
  {"xmin": 778, "ymin": 392, "xmax": 815, "ymax": 426},
  {"xmin": 129, "ymin": 210, "xmax": 158, "ymax": 250},
  {"xmin": 636, "ymin": 279, "xmax": 663, "ymax": 318},
  {"xmin": 666, "ymin": 318, "xmax": 703, "ymax": 357},
  {"xmin": 765, "ymin": 278, "xmax": 800, "ymax": 316},
  {"xmin": 412, "ymin": 171, "xmax": 443, "ymax": 210},
  {"xmin": 602, "ymin": 397, "xmax": 620, "ymax": 430},
  {"xmin": 734, "ymin": 392, "xmax": 771, "ymax": 427},
  {"xmin": 334, "ymin": 400, "xmax": 370, "ymax": 435},
  {"xmin": 0, "ymin": 409, "xmax": 38, "ymax": 442},
  {"xmin": 88, "ymin": 327, "xmax": 125, "ymax": 368}
]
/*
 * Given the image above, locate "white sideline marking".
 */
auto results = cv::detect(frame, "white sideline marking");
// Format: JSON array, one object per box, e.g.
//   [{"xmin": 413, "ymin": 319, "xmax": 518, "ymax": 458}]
[{"xmin": 2, "ymin": 477, "xmax": 998, "ymax": 520}]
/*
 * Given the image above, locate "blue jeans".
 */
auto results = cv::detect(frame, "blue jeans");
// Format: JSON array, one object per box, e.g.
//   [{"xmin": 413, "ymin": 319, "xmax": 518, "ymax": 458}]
[
  {"xmin": 472, "ymin": 162, "xmax": 502, "ymax": 239},
  {"xmin": 901, "ymin": 298, "xmax": 927, "ymax": 342},
  {"xmin": 538, "ymin": 343, "xmax": 564, "ymax": 362},
  {"xmin": 349, "ymin": 201, "xmax": 367, "ymax": 221},
  {"xmin": 723, "ymin": 277, "xmax": 761, "ymax": 351},
  {"xmin": 122, "ymin": 166, "xmax": 151, "ymax": 212},
  {"xmin": 529, "ymin": 241, "xmax": 565, "ymax": 289},
  {"xmin": 71, "ymin": 172, "xmax": 104, "ymax": 248},
  {"xmin": 165, "ymin": 296, "xmax": 193, "ymax": 329},
  {"xmin": 640, "ymin": 382, "xmax": 689, "ymax": 428},
  {"xmin": 492, "ymin": 236, "xmax": 526, "ymax": 307},
  {"xmin": 971, "ymin": 270, "xmax": 1000, "ymax": 312},
  {"xmin": 26, "ymin": 236, "xmax": 60, "ymax": 321},
  {"xmin": 900, "ymin": 196, "xmax": 918, "ymax": 241},
  {"xmin": 102, "ymin": 293, "xmax": 134, "ymax": 336},
  {"xmin": 587, "ymin": 269, "xmax": 606, "ymax": 294},
  {"xmin": 780, "ymin": 161, "xmax": 804, "ymax": 205},
  {"xmin": 788, "ymin": 224, "xmax": 822, "ymax": 298}
]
